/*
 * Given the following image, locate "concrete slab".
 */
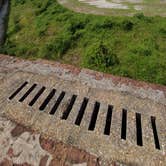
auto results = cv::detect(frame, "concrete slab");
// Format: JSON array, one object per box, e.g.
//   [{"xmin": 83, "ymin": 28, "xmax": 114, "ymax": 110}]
[{"xmin": 0, "ymin": 54, "xmax": 165, "ymax": 165}]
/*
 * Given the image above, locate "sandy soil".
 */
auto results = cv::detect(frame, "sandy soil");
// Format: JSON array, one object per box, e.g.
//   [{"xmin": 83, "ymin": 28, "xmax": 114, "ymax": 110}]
[
  {"xmin": 77, "ymin": 0, "xmax": 165, "ymax": 10},
  {"xmin": 58, "ymin": 0, "xmax": 166, "ymax": 16},
  {"xmin": 78, "ymin": 0, "xmax": 129, "ymax": 9}
]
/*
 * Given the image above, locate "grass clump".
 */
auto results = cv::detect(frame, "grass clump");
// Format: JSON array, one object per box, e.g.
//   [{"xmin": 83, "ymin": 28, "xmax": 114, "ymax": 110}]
[
  {"xmin": 83, "ymin": 41, "xmax": 119, "ymax": 71},
  {"xmin": 41, "ymin": 32, "xmax": 72, "ymax": 59}
]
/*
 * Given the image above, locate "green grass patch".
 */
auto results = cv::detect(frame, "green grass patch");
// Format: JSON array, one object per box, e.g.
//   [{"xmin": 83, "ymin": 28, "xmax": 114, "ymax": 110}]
[{"xmin": 0, "ymin": 0, "xmax": 166, "ymax": 85}]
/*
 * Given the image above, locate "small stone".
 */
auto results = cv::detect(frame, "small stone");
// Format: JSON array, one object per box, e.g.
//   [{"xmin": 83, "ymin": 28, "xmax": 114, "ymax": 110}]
[
  {"xmin": 0, "ymin": 158, "xmax": 12, "ymax": 166},
  {"xmin": 7, "ymin": 147, "xmax": 14, "ymax": 158},
  {"xmin": 11, "ymin": 125, "xmax": 26, "ymax": 137},
  {"xmin": 72, "ymin": 163, "xmax": 87, "ymax": 166},
  {"xmin": 39, "ymin": 155, "xmax": 49, "ymax": 166},
  {"xmin": 39, "ymin": 136, "xmax": 55, "ymax": 153}
]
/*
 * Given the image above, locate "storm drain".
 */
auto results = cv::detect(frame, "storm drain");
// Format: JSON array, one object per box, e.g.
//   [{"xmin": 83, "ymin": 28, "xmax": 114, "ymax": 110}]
[{"xmin": 8, "ymin": 81, "xmax": 161, "ymax": 150}]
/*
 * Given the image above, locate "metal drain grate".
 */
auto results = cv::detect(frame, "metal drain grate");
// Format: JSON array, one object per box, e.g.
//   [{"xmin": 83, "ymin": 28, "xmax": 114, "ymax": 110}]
[{"xmin": 8, "ymin": 81, "xmax": 162, "ymax": 150}]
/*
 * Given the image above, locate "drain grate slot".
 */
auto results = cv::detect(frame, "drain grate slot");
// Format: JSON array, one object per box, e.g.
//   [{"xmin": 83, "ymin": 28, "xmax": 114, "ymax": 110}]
[
  {"xmin": 104, "ymin": 105, "xmax": 113, "ymax": 135},
  {"xmin": 136, "ymin": 113, "xmax": 143, "ymax": 146},
  {"xmin": 151, "ymin": 116, "xmax": 160, "ymax": 150},
  {"xmin": 121, "ymin": 109, "xmax": 127, "ymax": 140},
  {"xmin": 39, "ymin": 89, "xmax": 56, "ymax": 111},
  {"xmin": 49, "ymin": 91, "xmax": 66, "ymax": 115},
  {"xmin": 19, "ymin": 84, "xmax": 37, "ymax": 102},
  {"xmin": 88, "ymin": 101, "xmax": 100, "ymax": 131},
  {"xmin": 9, "ymin": 82, "xmax": 28, "ymax": 100},
  {"xmin": 75, "ymin": 97, "xmax": 89, "ymax": 126},
  {"xmin": 29, "ymin": 86, "xmax": 46, "ymax": 106},
  {"xmin": 61, "ymin": 95, "xmax": 77, "ymax": 120}
]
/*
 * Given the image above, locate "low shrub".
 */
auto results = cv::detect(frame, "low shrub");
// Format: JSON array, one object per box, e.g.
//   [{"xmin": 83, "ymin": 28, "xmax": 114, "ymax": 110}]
[
  {"xmin": 131, "ymin": 45, "xmax": 152, "ymax": 56},
  {"xmin": 121, "ymin": 20, "xmax": 134, "ymax": 31},
  {"xmin": 83, "ymin": 41, "xmax": 119, "ymax": 69},
  {"xmin": 14, "ymin": 0, "xmax": 25, "ymax": 5},
  {"xmin": 66, "ymin": 16, "xmax": 89, "ymax": 34},
  {"xmin": 134, "ymin": 13, "xmax": 153, "ymax": 23},
  {"xmin": 159, "ymin": 28, "xmax": 166, "ymax": 35},
  {"xmin": 41, "ymin": 32, "xmax": 72, "ymax": 59},
  {"xmin": 90, "ymin": 18, "xmax": 116, "ymax": 31},
  {"xmin": 35, "ymin": 0, "xmax": 54, "ymax": 15}
]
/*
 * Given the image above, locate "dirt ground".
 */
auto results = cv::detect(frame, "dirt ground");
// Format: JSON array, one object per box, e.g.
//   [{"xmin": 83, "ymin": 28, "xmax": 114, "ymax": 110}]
[{"xmin": 58, "ymin": 0, "xmax": 166, "ymax": 16}]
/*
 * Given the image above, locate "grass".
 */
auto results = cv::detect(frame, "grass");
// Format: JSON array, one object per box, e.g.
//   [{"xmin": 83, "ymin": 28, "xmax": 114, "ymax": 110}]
[{"xmin": 0, "ymin": 0, "xmax": 166, "ymax": 85}]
